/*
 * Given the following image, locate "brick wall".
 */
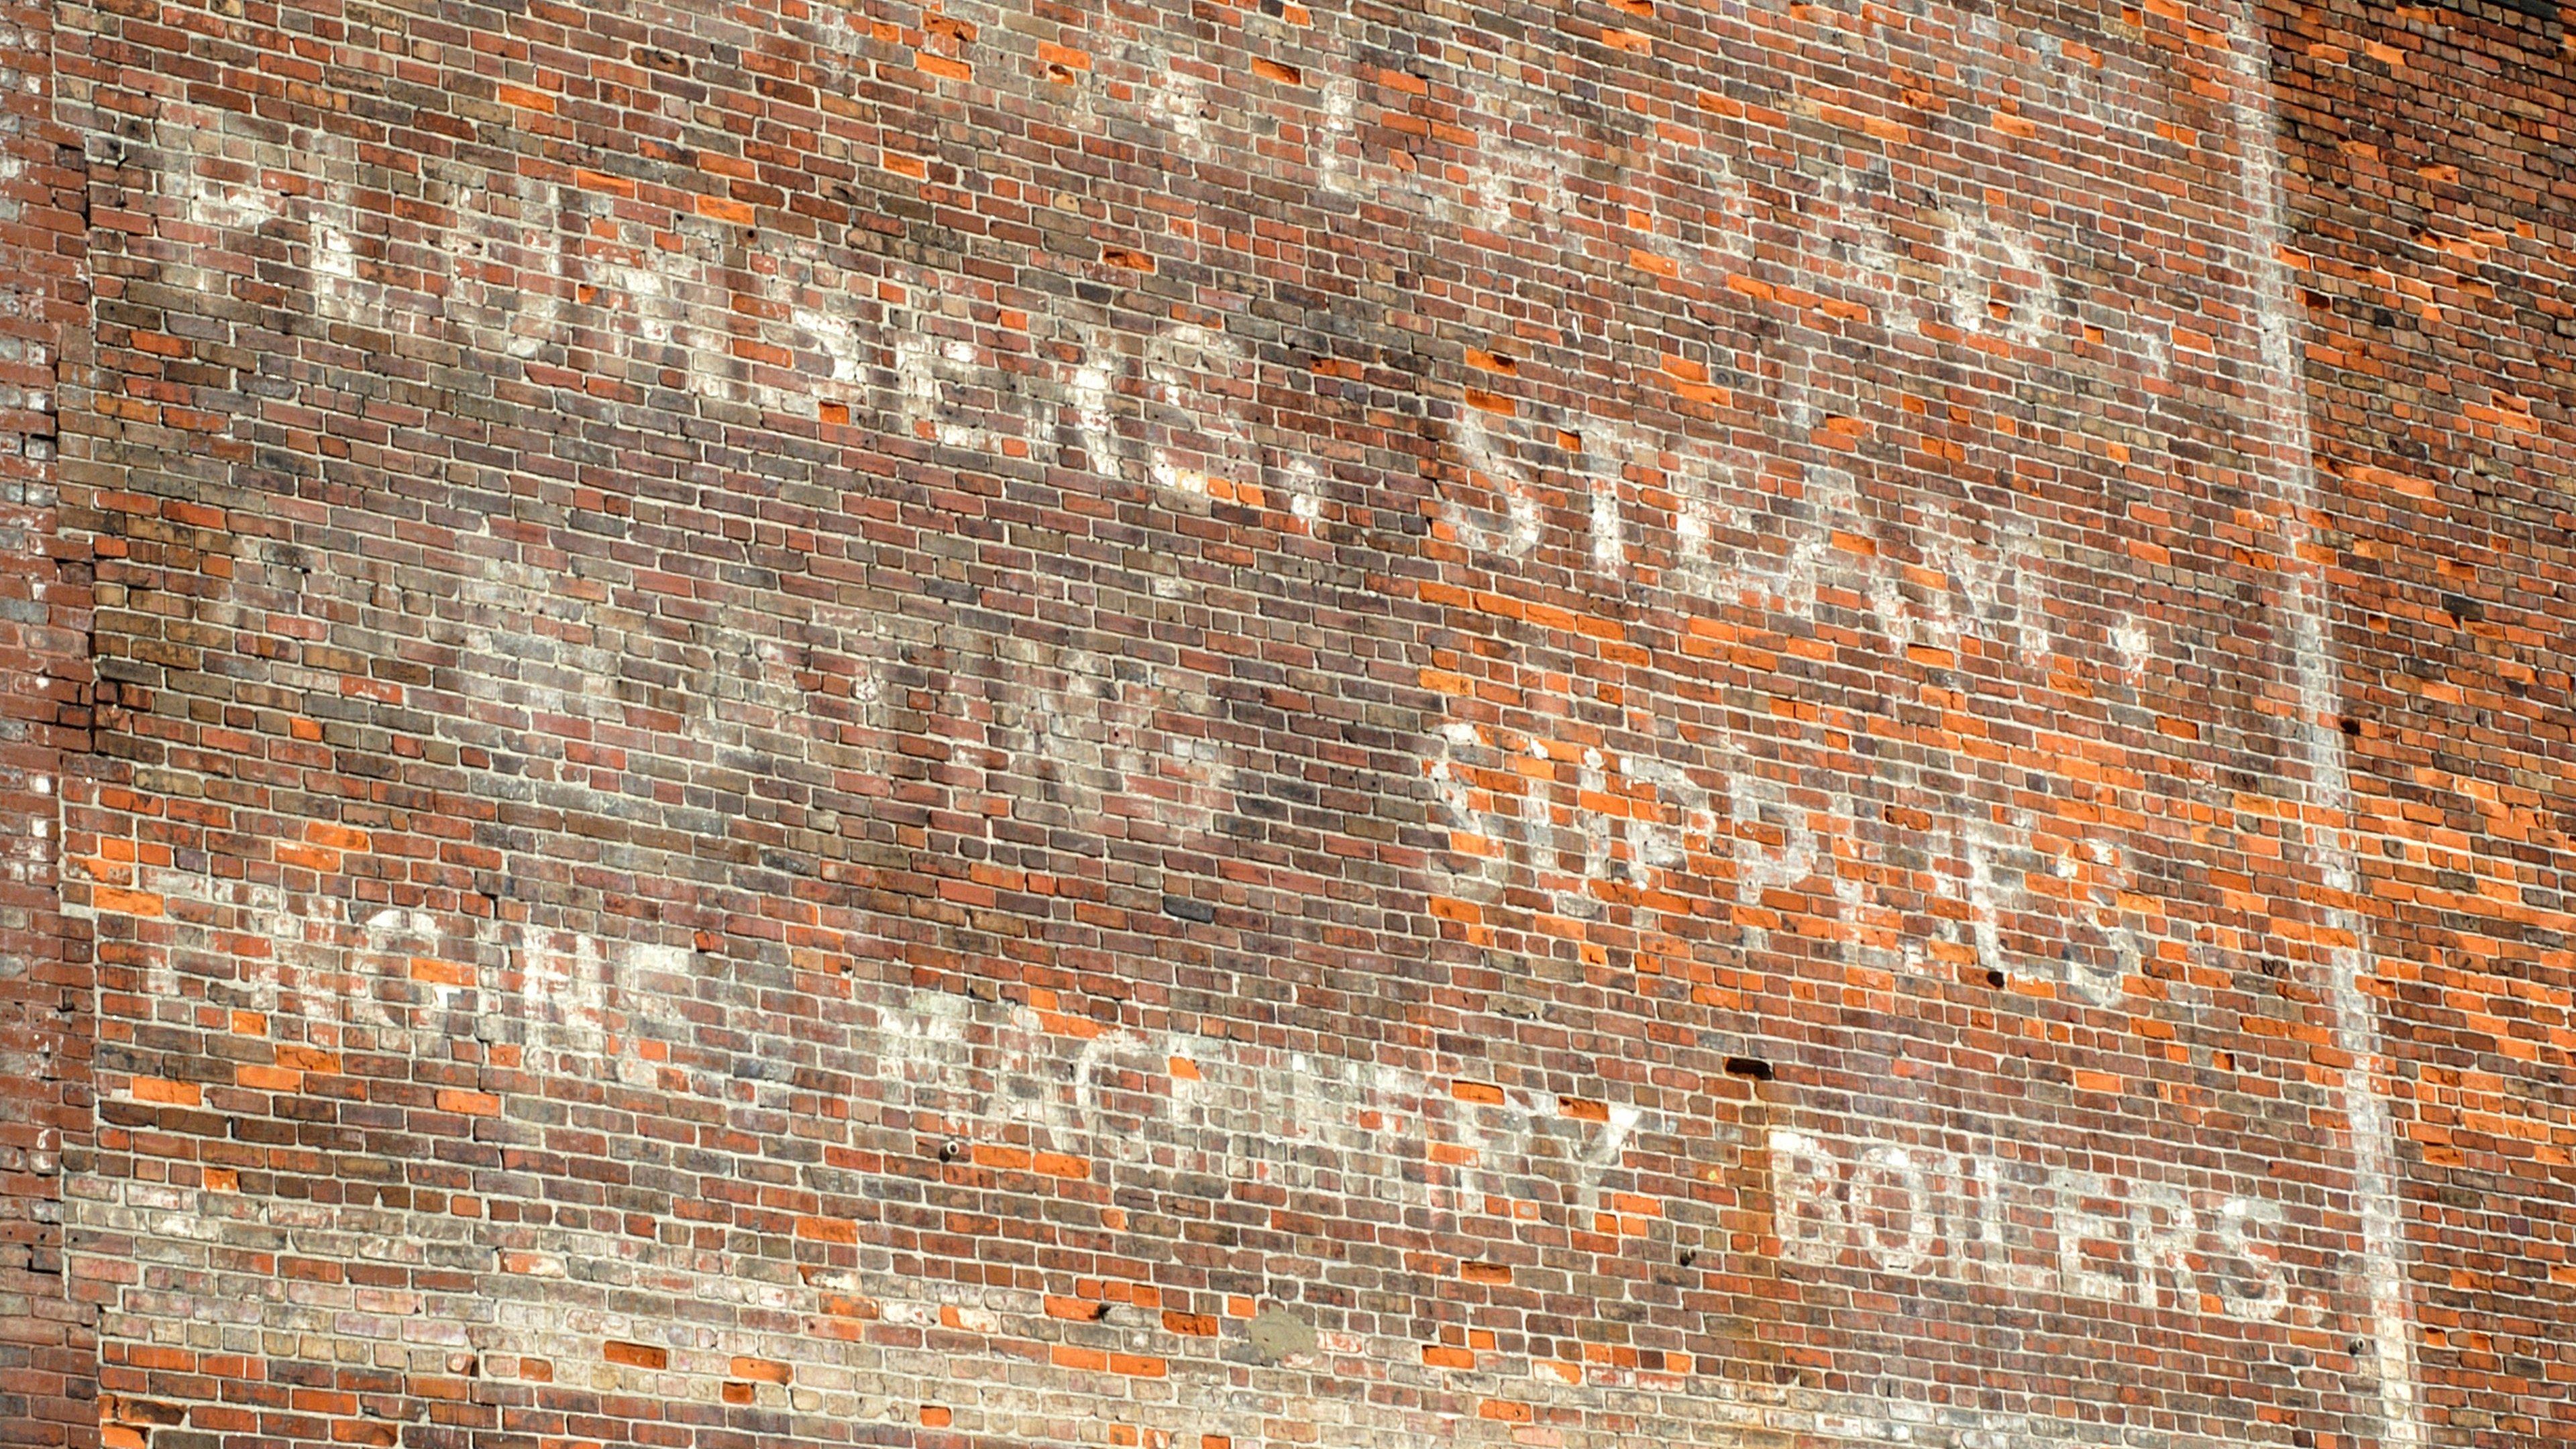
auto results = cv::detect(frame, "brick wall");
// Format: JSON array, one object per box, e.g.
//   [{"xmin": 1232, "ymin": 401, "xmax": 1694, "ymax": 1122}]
[
  {"xmin": 2269, "ymin": 0, "xmax": 2576, "ymax": 1436},
  {"xmin": 0, "ymin": 0, "xmax": 91, "ymax": 1444},
  {"xmin": 32, "ymin": 0, "xmax": 2576, "ymax": 1446}
]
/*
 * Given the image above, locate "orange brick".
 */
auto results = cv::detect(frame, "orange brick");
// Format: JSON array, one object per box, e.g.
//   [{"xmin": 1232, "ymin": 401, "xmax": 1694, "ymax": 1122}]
[
  {"xmin": 303, "ymin": 822, "xmax": 370, "ymax": 851},
  {"xmin": 129, "ymin": 1077, "xmax": 200, "ymax": 1106},
  {"xmin": 410, "ymin": 957, "xmax": 476, "ymax": 987},
  {"xmin": 89, "ymin": 886, "xmax": 164, "ymax": 918}
]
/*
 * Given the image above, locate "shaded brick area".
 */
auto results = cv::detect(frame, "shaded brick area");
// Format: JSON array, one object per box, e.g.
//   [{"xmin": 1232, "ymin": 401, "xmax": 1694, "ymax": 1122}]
[
  {"xmin": 24, "ymin": 0, "xmax": 2568, "ymax": 1447},
  {"xmin": 0, "ymin": 1, "xmax": 93, "ymax": 1446},
  {"xmin": 2267, "ymin": 0, "xmax": 2576, "ymax": 1439}
]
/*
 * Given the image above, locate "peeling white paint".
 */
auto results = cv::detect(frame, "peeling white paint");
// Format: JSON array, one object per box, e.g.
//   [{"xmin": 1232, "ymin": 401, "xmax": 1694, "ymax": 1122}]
[
  {"xmin": 79, "ymin": 1161, "xmax": 2283, "ymax": 1449},
  {"xmin": 1141, "ymin": 66, "xmax": 1216, "ymax": 161},
  {"xmin": 1315, "ymin": 70, "xmax": 1372, "ymax": 199},
  {"xmin": 999, "ymin": 639, "xmax": 1233, "ymax": 841},
  {"xmin": 1803, "ymin": 160, "xmax": 1911, "ymax": 328},
  {"xmin": 1460, "ymin": 139, "xmax": 1575, "ymax": 244},
  {"xmin": 790, "ymin": 304, "xmax": 870, "ymax": 385},
  {"xmin": 1942, "ymin": 213, "xmax": 2060, "ymax": 348},
  {"xmin": 1070, "ymin": 349, "xmax": 1119, "ymax": 475},
  {"xmin": 2112, "ymin": 615, "xmax": 2151, "ymax": 678},
  {"xmin": 174, "ymin": 168, "xmax": 278, "ymax": 233},
  {"xmin": 443, "ymin": 174, "xmax": 574, "ymax": 363},
  {"xmin": 1772, "ymin": 1126, "xmax": 2297, "ymax": 1321},
  {"xmin": 592, "ymin": 229, "xmax": 743, "ymax": 403},
  {"xmin": 2220, "ymin": 7, "xmax": 2422, "ymax": 1446},
  {"xmin": 1282, "ymin": 457, "xmax": 1326, "ymax": 526},
  {"xmin": 1140, "ymin": 321, "xmax": 1257, "ymax": 498},
  {"xmin": 1446, "ymin": 408, "xmax": 1546, "ymax": 558},
  {"xmin": 893, "ymin": 325, "xmax": 1000, "ymax": 452}
]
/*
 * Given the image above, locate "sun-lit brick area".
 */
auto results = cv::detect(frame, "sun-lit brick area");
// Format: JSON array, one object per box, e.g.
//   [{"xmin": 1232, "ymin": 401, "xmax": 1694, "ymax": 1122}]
[{"xmin": 6, "ymin": 0, "xmax": 2571, "ymax": 1445}]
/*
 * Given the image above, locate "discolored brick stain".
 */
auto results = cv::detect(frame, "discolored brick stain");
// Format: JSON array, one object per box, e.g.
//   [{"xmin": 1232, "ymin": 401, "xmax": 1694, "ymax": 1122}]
[
  {"xmin": 1244, "ymin": 1306, "xmax": 1318, "ymax": 1366},
  {"xmin": 10, "ymin": 0, "xmax": 2572, "ymax": 1447}
]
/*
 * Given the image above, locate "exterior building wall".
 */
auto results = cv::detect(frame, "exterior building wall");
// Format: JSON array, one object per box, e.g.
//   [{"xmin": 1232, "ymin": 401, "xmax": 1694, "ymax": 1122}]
[
  {"xmin": 15, "ymin": 0, "xmax": 2571, "ymax": 1446},
  {"xmin": 2269, "ymin": 1, "xmax": 2576, "ymax": 1435},
  {"xmin": 0, "ymin": 0, "xmax": 92, "ymax": 1444}
]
